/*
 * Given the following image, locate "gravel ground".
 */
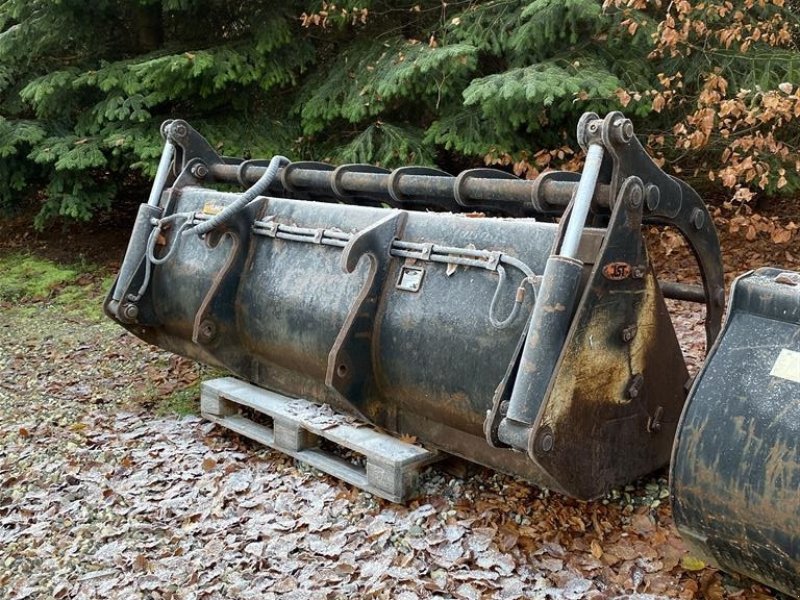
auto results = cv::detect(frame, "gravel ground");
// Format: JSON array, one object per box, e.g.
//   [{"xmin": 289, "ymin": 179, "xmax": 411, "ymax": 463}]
[{"xmin": 0, "ymin": 251, "xmax": 788, "ymax": 600}]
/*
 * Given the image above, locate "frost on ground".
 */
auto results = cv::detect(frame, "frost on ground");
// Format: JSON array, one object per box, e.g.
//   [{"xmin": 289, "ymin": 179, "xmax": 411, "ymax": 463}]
[{"xmin": 0, "ymin": 262, "xmax": 783, "ymax": 600}]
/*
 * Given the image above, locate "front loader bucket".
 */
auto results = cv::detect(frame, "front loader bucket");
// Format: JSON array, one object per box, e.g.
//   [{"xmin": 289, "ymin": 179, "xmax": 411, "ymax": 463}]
[
  {"xmin": 671, "ymin": 268, "xmax": 800, "ymax": 596},
  {"xmin": 106, "ymin": 112, "xmax": 726, "ymax": 500}
]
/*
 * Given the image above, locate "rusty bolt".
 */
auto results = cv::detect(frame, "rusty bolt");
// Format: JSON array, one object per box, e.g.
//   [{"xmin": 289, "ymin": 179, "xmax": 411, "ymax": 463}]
[
  {"xmin": 197, "ymin": 319, "xmax": 217, "ymax": 343},
  {"xmin": 626, "ymin": 373, "xmax": 645, "ymax": 400},
  {"xmin": 691, "ymin": 208, "xmax": 705, "ymax": 230},
  {"xmin": 191, "ymin": 163, "xmax": 209, "ymax": 179},
  {"xmin": 647, "ymin": 406, "xmax": 664, "ymax": 434},
  {"xmin": 621, "ymin": 325, "xmax": 638, "ymax": 343}
]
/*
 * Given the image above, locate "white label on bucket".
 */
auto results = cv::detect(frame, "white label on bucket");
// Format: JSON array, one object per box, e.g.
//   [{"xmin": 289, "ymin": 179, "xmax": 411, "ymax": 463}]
[{"xmin": 770, "ymin": 348, "xmax": 800, "ymax": 383}]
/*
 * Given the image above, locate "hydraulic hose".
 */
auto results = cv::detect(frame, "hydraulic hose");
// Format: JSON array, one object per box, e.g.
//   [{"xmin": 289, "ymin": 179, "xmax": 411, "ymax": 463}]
[
  {"xmin": 131, "ymin": 154, "xmax": 288, "ymax": 300},
  {"xmin": 194, "ymin": 154, "xmax": 289, "ymax": 236}
]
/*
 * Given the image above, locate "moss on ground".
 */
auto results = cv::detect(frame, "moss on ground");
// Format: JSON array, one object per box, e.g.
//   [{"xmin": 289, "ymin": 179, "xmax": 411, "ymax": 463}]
[
  {"xmin": 0, "ymin": 251, "xmax": 225, "ymax": 417},
  {"xmin": 0, "ymin": 254, "xmax": 80, "ymax": 301},
  {"xmin": 0, "ymin": 253, "xmax": 111, "ymax": 321}
]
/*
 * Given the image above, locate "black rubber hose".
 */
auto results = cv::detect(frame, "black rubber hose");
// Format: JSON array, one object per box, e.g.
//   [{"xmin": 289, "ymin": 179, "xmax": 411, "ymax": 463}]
[{"xmin": 194, "ymin": 154, "xmax": 289, "ymax": 236}]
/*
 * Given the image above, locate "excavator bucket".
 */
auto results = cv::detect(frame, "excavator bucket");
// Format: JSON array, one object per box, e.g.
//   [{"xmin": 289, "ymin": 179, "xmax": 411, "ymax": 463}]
[
  {"xmin": 105, "ymin": 112, "xmax": 727, "ymax": 501},
  {"xmin": 671, "ymin": 267, "xmax": 800, "ymax": 596}
]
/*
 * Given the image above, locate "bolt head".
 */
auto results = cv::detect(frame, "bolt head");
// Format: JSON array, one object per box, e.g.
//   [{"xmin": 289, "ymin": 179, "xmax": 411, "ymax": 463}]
[
  {"xmin": 628, "ymin": 185, "xmax": 643, "ymax": 208},
  {"xmin": 191, "ymin": 163, "xmax": 209, "ymax": 179},
  {"xmin": 614, "ymin": 119, "xmax": 634, "ymax": 144},
  {"xmin": 645, "ymin": 185, "xmax": 660, "ymax": 211},
  {"xmin": 691, "ymin": 208, "xmax": 705, "ymax": 230},
  {"xmin": 122, "ymin": 303, "xmax": 139, "ymax": 322},
  {"xmin": 624, "ymin": 325, "xmax": 639, "ymax": 342},
  {"xmin": 536, "ymin": 426, "xmax": 555, "ymax": 453},
  {"xmin": 198, "ymin": 319, "xmax": 217, "ymax": 342},
  {"xmin": 622, "ymin": 119, "xmax": 634, "ymax": 140}
]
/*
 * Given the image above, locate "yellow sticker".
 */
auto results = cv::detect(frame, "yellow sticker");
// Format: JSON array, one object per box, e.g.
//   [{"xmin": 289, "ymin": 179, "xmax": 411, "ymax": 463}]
[
  {"xmin": 770, "ymin": 348, "xmax": 800, "ymax": 383},
  {"xmin": 202, "ymin": 202, "xmax": 223, "ymax": 215}
]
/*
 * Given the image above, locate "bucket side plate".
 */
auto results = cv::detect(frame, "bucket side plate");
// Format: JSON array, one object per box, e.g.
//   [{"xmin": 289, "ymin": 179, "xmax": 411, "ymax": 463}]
[{"xmin": 671, "ymin": 267, "xmax": 800, "ymax": 597}]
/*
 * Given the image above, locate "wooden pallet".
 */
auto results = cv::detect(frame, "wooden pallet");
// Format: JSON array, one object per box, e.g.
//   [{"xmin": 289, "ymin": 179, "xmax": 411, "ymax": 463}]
[{"xmin": 200, "ymin": 377, "xmax": 441, "ymax": 503}]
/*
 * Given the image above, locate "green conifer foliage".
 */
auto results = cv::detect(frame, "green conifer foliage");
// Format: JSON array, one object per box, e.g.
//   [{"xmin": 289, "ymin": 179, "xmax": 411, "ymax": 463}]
[
  {"xmin": 0, "ymin": 0, "xmax": 313, "ymax": 223},
  {"xmin": 0, "ymin": 1, "xmax": 797, "ymax": 224}
]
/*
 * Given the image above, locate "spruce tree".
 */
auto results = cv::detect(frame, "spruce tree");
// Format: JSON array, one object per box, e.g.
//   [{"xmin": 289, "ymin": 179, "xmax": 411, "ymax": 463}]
[
  {"xmin": 0, "ymin": 1, "xmax": 797, "ymax": 225},
  {"xmin": 0, "ymin": 0, "xmax": 312, "ymax": 224}
]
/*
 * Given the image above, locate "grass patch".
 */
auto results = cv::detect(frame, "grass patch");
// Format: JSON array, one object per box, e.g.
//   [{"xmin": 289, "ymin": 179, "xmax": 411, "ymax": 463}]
[
  {"xmin": 0, "ymin": 254, "xmax": 80, "ymax": 301},
  {"xmin": 0, "ymin": 253, "xmax": 111, "ymax": 321},
  {"xmin": 136, "ymin": 365, "xmax": 226, "ymax": 416}
]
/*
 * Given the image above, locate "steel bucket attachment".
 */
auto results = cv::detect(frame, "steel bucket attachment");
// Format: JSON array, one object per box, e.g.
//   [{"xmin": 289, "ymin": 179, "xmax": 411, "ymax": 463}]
[
  {"xmin": 671, "ymin": 268, "xmax": 800, "ymax": 596},
  {"xmin": 106, "ymin": 112, "xmax": 725, "ymax": 500}
]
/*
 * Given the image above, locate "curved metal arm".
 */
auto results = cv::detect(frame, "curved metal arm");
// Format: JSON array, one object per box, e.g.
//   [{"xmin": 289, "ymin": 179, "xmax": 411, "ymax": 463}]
[
  {"xmin": 649, "ymin": 179, "xmax": 725, "ymax": 344},
  {"xmin": 583, "ymin": 111, "xmax": 725, "ymax": 347}
]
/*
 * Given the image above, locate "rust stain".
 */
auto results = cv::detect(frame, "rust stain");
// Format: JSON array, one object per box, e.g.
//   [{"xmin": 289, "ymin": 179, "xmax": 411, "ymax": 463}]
[{"xmin": 531, "ymin": 265, "xmax": 684, "ymax": 497}]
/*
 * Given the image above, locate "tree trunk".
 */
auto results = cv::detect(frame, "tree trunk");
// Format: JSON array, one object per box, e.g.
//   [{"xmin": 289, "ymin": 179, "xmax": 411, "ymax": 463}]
[{"xmin": 133, "ymin": 2, "xmax": 164, "ymax": 52}]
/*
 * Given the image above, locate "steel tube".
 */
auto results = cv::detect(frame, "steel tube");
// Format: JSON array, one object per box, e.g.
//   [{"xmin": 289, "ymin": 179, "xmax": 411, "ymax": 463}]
[
  {"xmin": 461, "ymin": 178, "xmax": 535, "ymax": 204},
  {"xmin": 111, "ymin": 203, "xmax": 162, "ymax": 305},
  {"xmin": 338, "ymin": 172, "xmax": 394, "ymax": 195},
  {"xmin": 659, "ymin": 281, "xmax": 706, "ymax": 303},
  {"xmin": 500, "ymin": 255, "xmax": 585, "ymax": 448},
  {"xmin": 209, "ymin": 163, "xmax": 612, "ymax": 212},
  {"xmin": 560, "ymin": 144, "xmax": 604, "ymax": 259}
]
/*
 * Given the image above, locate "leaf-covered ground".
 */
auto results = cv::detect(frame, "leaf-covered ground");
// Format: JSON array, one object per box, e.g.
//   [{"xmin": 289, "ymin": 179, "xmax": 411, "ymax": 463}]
[{"xmin": 0, "ymin": 213, "xmax": 796, "ymax": 599}]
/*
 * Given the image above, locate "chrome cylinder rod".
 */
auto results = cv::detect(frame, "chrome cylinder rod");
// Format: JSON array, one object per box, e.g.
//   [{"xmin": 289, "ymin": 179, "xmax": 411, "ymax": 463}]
[
  {"xmin": 147, "ymin": 140, "xmax": 176, "ymax": 207},
  {"xmin": 559, "ymin": 144, "xmax": 604, "ymax": 259}
]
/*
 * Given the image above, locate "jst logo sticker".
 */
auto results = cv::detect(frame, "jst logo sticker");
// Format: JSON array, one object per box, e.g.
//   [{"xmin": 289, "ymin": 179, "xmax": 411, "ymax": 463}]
[{"xmin": 603, "ymin": 262, "xmax": 632, "ymax": 280}]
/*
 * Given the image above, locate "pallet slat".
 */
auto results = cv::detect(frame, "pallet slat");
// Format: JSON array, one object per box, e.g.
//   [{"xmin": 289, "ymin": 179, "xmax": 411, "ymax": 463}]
[{"xmin": 201, "ymin": 377, "xmax": 441, "ymax": 503}]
